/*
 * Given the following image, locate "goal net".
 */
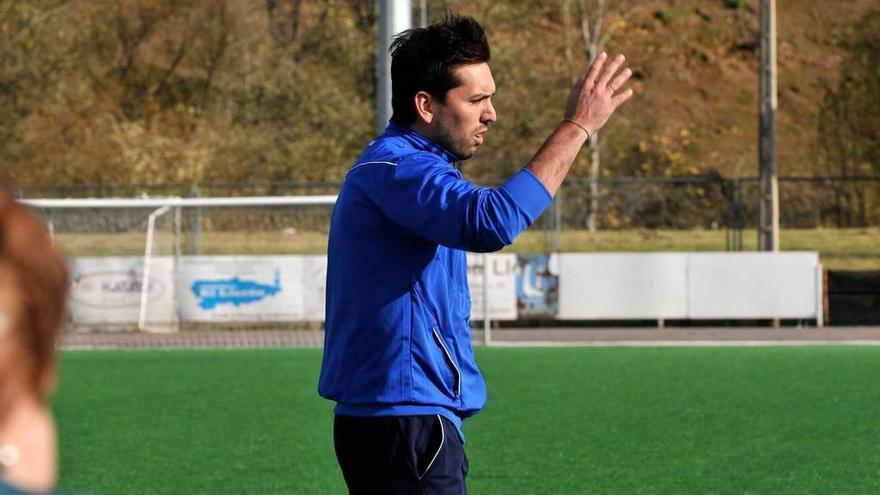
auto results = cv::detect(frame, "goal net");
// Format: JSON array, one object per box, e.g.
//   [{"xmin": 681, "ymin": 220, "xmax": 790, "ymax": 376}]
[{"xmin": 25, "ymin": 196, "xmax": 337, "ymax": 341}]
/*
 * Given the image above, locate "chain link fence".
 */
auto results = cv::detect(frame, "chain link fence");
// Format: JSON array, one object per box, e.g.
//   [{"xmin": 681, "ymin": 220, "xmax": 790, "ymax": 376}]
[
  {"xmin": 15, "ymin": 174, "xmax": 880, "ymax": 263},
  {"xmin": 547, "ymin": 176, "xmax": 880, "ymax": 229},
  {"xmin": 19, "ymin": 176, "xmax": 880, "ymax": 262},
  {"xmin": 15, "ymin": 175, "xmax": 880, "ymax": 338},
  {"xmin": 21, "ymin": 175, "xmax": 880, "ymax": 231},
  {"xmin": 31, "ymin": 201, "xmax": 335, "ymax": 258},
  {"xmin": 513, "ymin": 176, "xmax": 880, "ymax": 256}
]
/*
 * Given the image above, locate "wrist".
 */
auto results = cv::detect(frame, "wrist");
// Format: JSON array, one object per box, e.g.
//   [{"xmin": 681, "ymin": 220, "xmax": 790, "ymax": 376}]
[{"xmin": 561, "ymin": 118, "xmax": 591, "ymax": 140}]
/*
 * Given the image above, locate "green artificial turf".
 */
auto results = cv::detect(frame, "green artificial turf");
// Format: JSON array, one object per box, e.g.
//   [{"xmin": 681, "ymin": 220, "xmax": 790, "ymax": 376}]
[{"xmin": 54, "ymin": 347, "xmax": 880, "ymax": 494}]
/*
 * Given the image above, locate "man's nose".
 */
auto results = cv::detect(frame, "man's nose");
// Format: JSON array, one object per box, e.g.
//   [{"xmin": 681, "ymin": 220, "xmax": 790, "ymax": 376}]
[{"xmin": 483, "ymin": 100, "xmax": 497, "ymax": 124}]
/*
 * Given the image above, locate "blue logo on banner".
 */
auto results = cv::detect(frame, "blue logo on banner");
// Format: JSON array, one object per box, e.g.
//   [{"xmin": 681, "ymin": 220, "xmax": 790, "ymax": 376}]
[
  {"xmin": 516, "ymin": 255, "xmax": 559, "ymax": 318},
  {"xmin": 191, "ymin": 270, "xmax": 282, "ymax": 310}
]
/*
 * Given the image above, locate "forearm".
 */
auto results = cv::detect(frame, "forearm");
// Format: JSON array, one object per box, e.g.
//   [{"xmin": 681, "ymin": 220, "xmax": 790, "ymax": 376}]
[
  {"xmin": 525, "ymin": 52, "xmax": 633, "ymax": 197},
  {"xmin": 526, "ymin": 121, "xmax": 589, "ymax": 197}
]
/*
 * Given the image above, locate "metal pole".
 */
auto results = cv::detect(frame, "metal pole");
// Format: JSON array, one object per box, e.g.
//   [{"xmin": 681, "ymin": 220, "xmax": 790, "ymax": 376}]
[
  {"xmin": 174, "ymin": 205, "xmax": 182, "ymax": 329},
  {"xmin": 758, "ymin": 0, "xmax": 779, "ymax": 252},
  {"xmin": 482, "ymin": 253, "xmax": 491, "ymax": 345},
  {"xmin": 420, "ymin": 0, "xmax": 427, "ymax": 27},
  {"xmin": 553, "ymin": 189, "xmax": 562, "ymax": 253},
  {"xmin": 188, "ymin": 185, "xmax": 202, "ymax": 255},
  {"xmin": 588, "ymin": 133, "xmax": 600, "ymax": 231},
  {"xmin": 377, "ymin": 0, "xmax": 412, "ymax": 132},
  {"xmin": 815, "ymin": 263, "xmax": 824, "ymax": 328}
]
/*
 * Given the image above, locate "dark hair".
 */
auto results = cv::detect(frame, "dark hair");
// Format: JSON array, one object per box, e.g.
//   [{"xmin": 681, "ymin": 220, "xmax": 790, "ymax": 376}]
[
  {"xmin": 0, "ymin": 184, "xmax": 68, "ymax": 422},
  {"xmin": 390, "ymin": 15, "xmax": 491, "ymax": 125}
]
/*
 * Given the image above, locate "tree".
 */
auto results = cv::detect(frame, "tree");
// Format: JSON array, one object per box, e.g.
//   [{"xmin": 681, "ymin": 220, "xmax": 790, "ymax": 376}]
[
  {"xmin": 3, "ymin": 0, "xmax": 377, "ymax": 187},
  {"xmin": 0, "ymin": 0, "xmax": 77, "ymax": 181},
  {"xmin": 818, "ymin": 9, "xmax": 880, "ymax": 226},
  {"xmin": 562, "ymin": 0, "xmax": 630, "ymax": 231}
]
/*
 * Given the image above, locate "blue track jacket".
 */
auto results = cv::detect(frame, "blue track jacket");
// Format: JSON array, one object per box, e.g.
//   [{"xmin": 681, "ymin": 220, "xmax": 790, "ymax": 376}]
[{"xmin": 319, "ymin": 123, "xmax": 552, "ymax": 435}]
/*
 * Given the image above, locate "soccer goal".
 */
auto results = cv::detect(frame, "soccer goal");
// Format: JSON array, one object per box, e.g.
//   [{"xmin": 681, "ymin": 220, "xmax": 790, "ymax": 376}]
[
  {"xmin": 24, "ymin": 195, "xmax": 338, "ymax": 334},
  {"xmin": 138, "ymin": 203, "xmax": 181, "ymax": 333}
]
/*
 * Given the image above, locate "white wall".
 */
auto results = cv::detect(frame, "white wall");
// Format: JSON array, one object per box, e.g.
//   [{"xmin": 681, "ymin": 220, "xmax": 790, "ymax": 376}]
[
  {"xmin": 558, "ymin": 252, "xmax": 822, "ymax": 322},
  {"xmin": 68, "ymin": 252, "xmax": 823, "ymax": 327}
]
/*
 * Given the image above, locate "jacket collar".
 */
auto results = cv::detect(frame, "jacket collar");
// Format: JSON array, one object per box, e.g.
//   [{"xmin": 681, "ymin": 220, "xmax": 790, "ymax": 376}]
[{"xmin": 385, "ymin": 122, "xmax": 458, "ymax": 164}]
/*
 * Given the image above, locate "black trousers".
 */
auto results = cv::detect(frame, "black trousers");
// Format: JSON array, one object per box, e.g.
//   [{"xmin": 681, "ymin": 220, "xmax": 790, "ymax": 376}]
[{"xmin": 333, "ymin": 415, "xmax": 469, "ymax": 495}]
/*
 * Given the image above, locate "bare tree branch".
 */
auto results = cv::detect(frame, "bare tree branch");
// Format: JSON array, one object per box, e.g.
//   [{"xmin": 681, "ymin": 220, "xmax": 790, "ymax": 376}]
[
  {"xmin": 151, "ymin": 36, "xmax": 189, "ymax": 99},
  {"xmin": 115, "ymin": 0, "xmax": 168, "ymax": 82},
  {"xmin": 266, "ymin": 0, "xmax": 303, "ymax": 49},
  {"xmin": 594, "ymin": 0, "xmax": 605, "ymax": 49},
  {"xmin": 202, "ymin": 3, "xmax": 231, "ymax": 97},
  {"xmin": 0, "ymin": 0, "xmax": 74, "ymax": 55},
  {"xmin": 577, "ymin": 0, "xmax": 593, "ymax": 58},
  {"xmin": 0, "ymin": 1, "xmax": 17, "ymax": 29},
  {"xmin": 562, "ymin": 0, "xmax": 577, "ymax": 84},
  {"xmin": 11, "ymin": 0, "xmax": 73, "ymax": 41}
]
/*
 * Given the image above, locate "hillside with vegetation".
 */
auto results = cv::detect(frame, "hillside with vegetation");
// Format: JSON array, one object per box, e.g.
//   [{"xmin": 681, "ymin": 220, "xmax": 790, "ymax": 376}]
[{"xmin": 1, "ymin": 0, "xmax": 877, "ymax": 188}]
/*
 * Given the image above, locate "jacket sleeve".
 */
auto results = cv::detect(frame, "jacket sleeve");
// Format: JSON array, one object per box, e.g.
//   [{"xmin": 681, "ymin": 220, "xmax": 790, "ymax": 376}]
[{"xmin": 380, "ymin": 152, "xmax": 553, "ymax": 252}]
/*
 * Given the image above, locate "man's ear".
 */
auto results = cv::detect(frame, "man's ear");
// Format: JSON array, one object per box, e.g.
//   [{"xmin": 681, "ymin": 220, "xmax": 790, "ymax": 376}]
[{"xmin": 414, "ymin": 91, "xmax": 435, "ymax": 125}]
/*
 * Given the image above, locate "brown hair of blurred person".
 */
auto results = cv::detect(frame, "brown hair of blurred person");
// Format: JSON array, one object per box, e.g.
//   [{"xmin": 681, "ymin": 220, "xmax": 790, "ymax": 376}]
[{"xmin": 0, "ymin": 184, "xmax": 69, "ymax": 493}]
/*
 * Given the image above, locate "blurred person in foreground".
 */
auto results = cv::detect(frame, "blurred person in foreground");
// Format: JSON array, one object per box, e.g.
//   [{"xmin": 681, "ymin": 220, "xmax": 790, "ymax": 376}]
[
  {"xmin": 0, "ymin": 186, "xmax": 69, "ymax": 495},
  {"xmin": 319, "ymin": 15, "xmax": 633, "ymax": 494}
]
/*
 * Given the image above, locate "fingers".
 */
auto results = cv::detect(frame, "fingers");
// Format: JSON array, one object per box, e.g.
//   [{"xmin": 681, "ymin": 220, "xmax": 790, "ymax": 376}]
[
  {"xmin": 612, "ymin": 88, "xmax": 635, "ymax": 107},
  {"xmin": 597, "ymin": 53, "xmax": 626, "ymax": 90},
  {"xmin": 570, "ymin": 51, "xmax": 634, "ymax": 126},
  {"xmin": 584, "ymin": 52, "xmax": 608, "ymax": 90},
  {"xmin": 608, "ymin": 67, "xmax": 633, "ymax": 93}
]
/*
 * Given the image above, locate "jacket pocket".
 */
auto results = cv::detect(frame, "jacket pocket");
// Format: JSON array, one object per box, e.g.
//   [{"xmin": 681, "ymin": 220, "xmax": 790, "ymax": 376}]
[
  {"xmin": 412, "ymin": 283, "xmax": 462, "ymax": 399},
  {"xmin": 431, "ymin": 326, "xmax": 461, "ymax": 398}
]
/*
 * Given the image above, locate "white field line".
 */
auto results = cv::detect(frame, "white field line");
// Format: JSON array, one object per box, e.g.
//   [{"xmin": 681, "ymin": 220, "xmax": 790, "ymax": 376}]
[
  {"xmin": 485, "ymin": 340, "xmax": 880, "ymax": 348},
  {"xmin": 61, "ymin": 340, "xmax": 880, "ymax": 351}
]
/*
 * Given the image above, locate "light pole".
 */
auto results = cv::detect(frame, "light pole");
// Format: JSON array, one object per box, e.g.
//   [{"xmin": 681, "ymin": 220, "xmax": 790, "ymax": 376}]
[
  {"xmin": 377, "ymin": 0, "xmax": 412, "ymax": 132},
  {"xmin": 758, "ymin": 0, "xmax": 779, "ymax": 252}
]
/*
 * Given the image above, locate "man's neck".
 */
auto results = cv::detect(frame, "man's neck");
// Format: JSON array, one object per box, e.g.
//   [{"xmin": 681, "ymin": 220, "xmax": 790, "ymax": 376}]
[{"xmin": 406, "ymin": 121, "xmax": 436, "ymax": 142}]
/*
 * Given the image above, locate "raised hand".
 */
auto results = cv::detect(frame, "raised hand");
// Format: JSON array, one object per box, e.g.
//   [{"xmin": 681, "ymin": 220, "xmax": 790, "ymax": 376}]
[{"xmin": 564, "ymin": 52, "xmax": 634, "ymax": 137}]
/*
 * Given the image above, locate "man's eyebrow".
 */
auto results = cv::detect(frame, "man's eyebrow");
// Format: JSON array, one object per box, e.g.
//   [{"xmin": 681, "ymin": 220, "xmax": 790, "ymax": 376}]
[{"xmin": 471, "ymin": 91, "xmax": 494, "ymax": 99}]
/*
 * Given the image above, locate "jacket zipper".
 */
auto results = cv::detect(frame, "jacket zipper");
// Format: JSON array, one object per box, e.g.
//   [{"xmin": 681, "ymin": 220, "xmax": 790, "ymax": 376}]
[
  {"xmin": 431, "ymin": 326, "xmax": 461, "ymax": 397},
  {"xmin": 413, "ymin": 282, "xmax": 462, "ymax": 398}
]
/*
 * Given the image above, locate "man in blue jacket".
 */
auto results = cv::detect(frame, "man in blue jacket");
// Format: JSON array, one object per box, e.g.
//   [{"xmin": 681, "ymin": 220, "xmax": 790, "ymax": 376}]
[{"xmin": 319, "ymin": 15, "xmax": 633, "ymax": 494}]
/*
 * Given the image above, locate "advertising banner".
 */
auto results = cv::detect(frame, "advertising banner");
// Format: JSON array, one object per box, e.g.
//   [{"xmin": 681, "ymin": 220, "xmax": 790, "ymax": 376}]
[
  {"xmin": 180, "ymin": 256, "xmax": 321, "ymax": 322},
  {"xmin": 515, "ymin": 254, "xmax": 559, "ymax": 318},
  {"xmin": 467, "ymin": 253, "xmax": 517, "ymax": 320},
  {"xmin": 302, "ymin": 255, "xmax": 328, "ymax": 321},
  {"xmin": 67, "ymin": 251, "xmax": 822, "ymax": 326},
  {"xmin": 69, "ymin": 257, "xmax": 176, "ymax": 326},
  {"xmin": 687, "ymin": 252, "xmax": 820, "ymax": 319},
  {"xmin": 558, "ymin": 253, "xmax": 689, "ymax": 319}
]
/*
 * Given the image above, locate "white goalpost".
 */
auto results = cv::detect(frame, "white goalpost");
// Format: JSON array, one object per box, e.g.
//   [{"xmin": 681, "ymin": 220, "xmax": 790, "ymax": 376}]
[
  {"xmin": 24, "ymin": 195, "xmax": 338, "ymax": 333},
  {"xmin": 138, "ymin": 204, "xmax": 178, "ymax": 333}
]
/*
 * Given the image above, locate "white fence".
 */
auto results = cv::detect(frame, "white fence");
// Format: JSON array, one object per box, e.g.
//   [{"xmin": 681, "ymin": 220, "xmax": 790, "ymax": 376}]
[
  {"xmin": 66, "ymin": 252, "xmax": 823, "ymax": 329},
  {"xmin": 558, "ymin": 253, "xmax": 823, "ymax": 324},
  {"xmin": 27, "ymin": 196, "xmax": 822, "ymax": 329}
]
